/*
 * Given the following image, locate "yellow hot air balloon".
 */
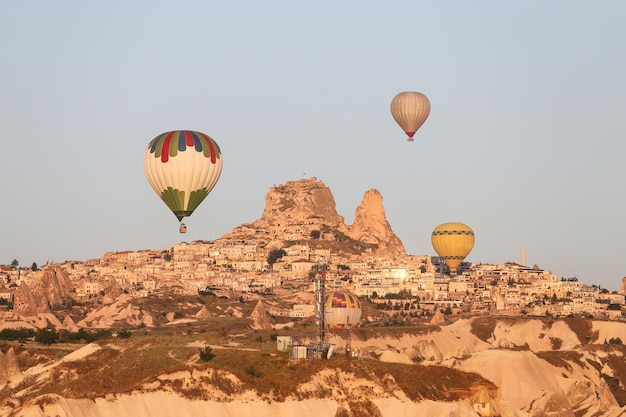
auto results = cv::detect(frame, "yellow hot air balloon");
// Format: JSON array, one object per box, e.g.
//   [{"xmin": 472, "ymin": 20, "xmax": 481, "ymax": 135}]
[
  {"xmin": 390, "ymin": 91, "xmax": 431, "ymax": 142},
  {"xmin": 431, "ymin": 222, "xmax": 475, "ymax": 275},
  {"xmin": 143, "ymin": 130, "xmax": 223, "ymax": 232}
]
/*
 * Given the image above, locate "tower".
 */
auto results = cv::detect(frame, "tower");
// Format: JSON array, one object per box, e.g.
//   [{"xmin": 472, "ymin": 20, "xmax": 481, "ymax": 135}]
[{"xmin": 522, "ymin": 243, "xmax": 526, "ymax": 267}]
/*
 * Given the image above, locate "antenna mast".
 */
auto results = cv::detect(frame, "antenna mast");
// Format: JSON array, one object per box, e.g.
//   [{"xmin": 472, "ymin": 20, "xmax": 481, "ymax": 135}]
[{"xmin": 318, "ymin": 265, "xmax": 326, "ymax": 348}]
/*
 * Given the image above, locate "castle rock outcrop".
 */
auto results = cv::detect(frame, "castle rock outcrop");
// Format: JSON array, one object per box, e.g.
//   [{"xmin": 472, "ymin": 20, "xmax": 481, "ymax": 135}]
[
  {"xmin": 260, "ymin": 177, "xmax": 346, "ymax": 228},
  {"xmin": 222, "ymin": 177, "xmax": 406, "ymax": 257}
]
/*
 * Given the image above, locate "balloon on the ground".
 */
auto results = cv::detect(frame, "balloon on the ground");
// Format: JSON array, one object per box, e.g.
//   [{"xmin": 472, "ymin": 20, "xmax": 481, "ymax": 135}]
[
  {"xmin": 143, "ymin": 130, "xmax": 223, "ymax": 222},
  {"xmin": 431, "ymin": 222, "xmax": 475, "ymax": 274},
  {"xmin": 325, "ymin": 291, "xmax": 362, "ymax": 329},
  {"xmin": 390, "ymin": 91, "xmax": 431, "ymax": 142}
]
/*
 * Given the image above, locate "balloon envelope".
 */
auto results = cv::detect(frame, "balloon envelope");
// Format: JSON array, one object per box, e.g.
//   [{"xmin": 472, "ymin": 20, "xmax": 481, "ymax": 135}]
[
  {"xmin": 390, "ymin": 91, "xmax": 431, "ymax": 141},
  {"xmin": 431, "ymin": 222, "xmax": 475, "ymax": 274},
  {"xmin": 143, "ymin": 130, "xmax": 223, "ymax": 222},
  {"xmin": 325, "ymin": 291, "xmax": 362, "ymax": 329}
]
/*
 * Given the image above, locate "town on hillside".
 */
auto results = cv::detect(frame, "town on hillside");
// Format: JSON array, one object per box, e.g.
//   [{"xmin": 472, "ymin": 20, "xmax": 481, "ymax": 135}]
[{"xmin": 1, "ymin": 237, "xmax": 624, "ymax": 323}]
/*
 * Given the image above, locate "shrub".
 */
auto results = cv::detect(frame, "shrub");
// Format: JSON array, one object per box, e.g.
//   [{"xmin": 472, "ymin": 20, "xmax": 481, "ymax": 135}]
[
  {"xmin": 0, "ymin": 327, "xmax": 36, "ymax": 342},
  {"xmin": 199, "ymin": 346, "xmax": 216, "ymax": 362},
  {"xmin": 245, "ymin": 365, "xmax": 263, "ymax": 378},
  {"xmin": 470, "ymin": 317, "xmax": 496, "ymax": 342},
  {"xmin": 550, "ymin": 337, "xmax": 563, "ymax": 350},
  {"xmin": 117, "ymin": 330, "xmax": 132, "ymax": 339},
  {"xmin": 35, "ymin": 329, "xmax": 60, "ymax": 346}
]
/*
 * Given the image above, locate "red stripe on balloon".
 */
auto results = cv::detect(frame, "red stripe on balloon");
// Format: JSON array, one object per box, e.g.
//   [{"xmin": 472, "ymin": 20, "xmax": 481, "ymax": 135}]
[
  {"xmin": 406, "ymin": 131, "xmax": 416, "ymax": 138},
  {"xmin": 185, "ymin": 131, "xmax": 194, "ymax": 147},
  {"xmin": 200, "ymin": 134, "xmax": 217, "ymax": 163},
  {"xmin": 162, "ymin": 132, "xmax": 175, "ymax": 162}
]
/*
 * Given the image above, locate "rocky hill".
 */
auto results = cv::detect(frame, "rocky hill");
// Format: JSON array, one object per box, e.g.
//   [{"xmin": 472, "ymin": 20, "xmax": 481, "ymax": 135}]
[
  {"xmin": 222, "ymin": 177, "xmax": 406, "ymax": 258},
  {"xmin": 4, "ymin": 314, "xmax": 626, "ymax": 416}
]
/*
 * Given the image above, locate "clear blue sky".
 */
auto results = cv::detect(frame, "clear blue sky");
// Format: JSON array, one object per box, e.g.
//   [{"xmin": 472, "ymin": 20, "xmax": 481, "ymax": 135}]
[{"xmin": 2, "ymin": 1, "xmax": 625, "ymax": 289}]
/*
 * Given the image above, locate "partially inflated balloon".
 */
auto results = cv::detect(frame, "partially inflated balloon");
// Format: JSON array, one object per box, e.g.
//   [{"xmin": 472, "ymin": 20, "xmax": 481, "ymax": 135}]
[
  {"xmin": 390, "ymin": 91, "xmax": 431, "ymax": 142},
  {"xmin": 431, "ymin": 222, "xmax": 475, "ymax": 274},
  {"xmin": 143, "ymin": 130, "xmax": 223, "ymax": 222}
]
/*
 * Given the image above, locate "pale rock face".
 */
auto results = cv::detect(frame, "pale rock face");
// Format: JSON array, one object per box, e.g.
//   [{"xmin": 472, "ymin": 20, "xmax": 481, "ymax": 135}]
[
  {"xmin": 223, "ymin": 177, "xmax": 405, "ymax": 258},
  {"xmin": 195, "ymin": 305, "xmax": 211, "ymax": 320},
  {"xmin": 260, "ymin": 177, "xmax": 346, "ymax": 227},
  {"xmin": 347, "ymin": 189, "xmax": 406, "ymax": 257},
  {"xmin": 249, "ymin": 300, "xmax": 272, "ymax": 330},
  {"xmin": 12, "ymin": 283, "xmax": 41, "ymax": 317},
  {"xmin": 13, "ymin": 267, "xmax": 73, "ymax": 317},
  {"xmin": 0, "ymin": 348, "xmax": 21, "ymax": 388},
  {"xmin": 62, "ymin": 315, "xmax": 80, "ymax": 333}
]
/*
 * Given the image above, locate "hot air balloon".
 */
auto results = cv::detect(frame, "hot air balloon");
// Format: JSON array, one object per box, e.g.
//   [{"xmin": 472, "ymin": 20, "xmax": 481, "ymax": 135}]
[
  {"xmin": 143, "ymin": 130, "xmax": 223, "ymax": 232},
  {"xmin": 431, "ymin": 222, "xmax": 475, "ymax": 275},
  {"xmin": 324, "ymin": 291, "xmax": 362, "ymax": 329},
  {"xmin": 324, "ymin": 291, "xmax": 362, "ymax": 358},
  {"xmin": 390, "ymin": 91, "xmax": 431, "ymax": 142}
]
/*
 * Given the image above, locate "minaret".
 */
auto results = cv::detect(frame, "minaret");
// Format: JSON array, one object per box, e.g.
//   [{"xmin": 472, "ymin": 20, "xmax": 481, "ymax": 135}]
[{"xmin": 521, "ymin": 243, "xmax": 526, "ymax": 267}]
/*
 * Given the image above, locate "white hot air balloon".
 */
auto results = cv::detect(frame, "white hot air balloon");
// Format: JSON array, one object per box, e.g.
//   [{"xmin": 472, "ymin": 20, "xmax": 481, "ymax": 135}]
[
  {"xmin": 390, "ymin": 91, "xmax": 431, "ymax": 142},
  {"xmin": 143, "ymin": 130, "xmax": 223, "ymax": 233}
]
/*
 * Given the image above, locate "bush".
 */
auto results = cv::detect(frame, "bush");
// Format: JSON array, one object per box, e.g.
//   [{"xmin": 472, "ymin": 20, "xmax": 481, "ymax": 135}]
[
  {"xmin": 245, "ymin": 365, "xmax": 263, "ymax": 378},
  {"xmin": 199, "ymin": 346, "xmax": 216, "ymax": 362},
  {"xmin": 35, "ymin": 329, "xmax": 60, "ymax": 346},
  {"xmin": 0, "ymin": 327, "xmax": 36, "ymax": 342},
  {"xmin": 550, "ymin": 337, "xmax": 563, "ymax": 350},
  {"xmin": 117, "ymin": 330, "xmax": 132, "ymax": 339}
]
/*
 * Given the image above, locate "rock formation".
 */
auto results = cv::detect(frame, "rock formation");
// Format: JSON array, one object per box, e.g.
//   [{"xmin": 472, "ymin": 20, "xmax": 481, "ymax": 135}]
[
  {"xmin": 260, "ymin": 177, "xmax": 346, "ymax": 228},
  {"xmin": 195, "ymin": 305, "xmax": 211, "ymax": 320},
  {"xmin": 347, "ymin": 189, "xmax": 405, "ymax": 257},
  {"xmin": 249, "ymin": 300, "xmax": 272, "ymax": 330},
  {"xmin": 223, "ymin": 177, "xmax": 406, "ymax": 257},
  {"xmin": 0, "ymin": 347, "xmax": 21, "ymax": 388},
  {"xmin": 13, "ymin": 266, "xmax": 73, "ymax": 317}
]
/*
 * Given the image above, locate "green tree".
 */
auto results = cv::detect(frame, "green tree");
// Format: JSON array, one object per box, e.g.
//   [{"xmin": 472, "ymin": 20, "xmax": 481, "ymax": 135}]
[
  {"xmin": 0, "ymin": 327, "xmax": 36, "ymax": 342},
  {"xmin": 31, "ymin": 262, "xmax": 38, "ymax": 271},
  {"xmin": 310, "ymin": 230, "xmax": 321, "ymax": 239},
  {"xmin": 35, "ymin": 328, "xmax": 60, "ymax": 346},
  {"xmin": 267, "ymin": 249, "xmax": 286, "ymax": 267},
  {"xmin": 10, "ymin": 259, "xmax": 19, "ymax": 269}
]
